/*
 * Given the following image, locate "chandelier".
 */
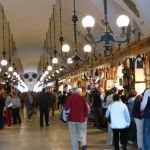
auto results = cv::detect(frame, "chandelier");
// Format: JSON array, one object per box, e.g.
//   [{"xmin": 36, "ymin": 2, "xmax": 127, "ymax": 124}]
[{"xmin": 82, "ymin": 0, "xmax": 130, "ymax": 56}]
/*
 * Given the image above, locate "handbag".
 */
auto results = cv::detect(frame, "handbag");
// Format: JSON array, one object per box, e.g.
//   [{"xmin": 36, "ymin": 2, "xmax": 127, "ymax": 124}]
[{"xmin": 60, "ymin": 109, "xmax": 70, "ymax": 123}]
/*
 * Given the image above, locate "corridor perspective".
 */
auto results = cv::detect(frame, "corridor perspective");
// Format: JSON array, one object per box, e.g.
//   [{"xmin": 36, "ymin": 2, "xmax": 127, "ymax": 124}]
[
  {"xmin": 0, "ymin": 110, "xmax": 136, "ymax": 150},
  {"xmin": 0, "ymin": 0, "xmax": 150, "ymax": 150}
]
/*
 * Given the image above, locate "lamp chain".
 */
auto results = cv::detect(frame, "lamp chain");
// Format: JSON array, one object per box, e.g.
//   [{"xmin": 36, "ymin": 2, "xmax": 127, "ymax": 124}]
[
  {"xmin": 72, "ymin": 0, "xmax": 78, "ymax": 54},
  {"xmin": 59, "ymin": 0, "xmax": 64, "ymax": 57},
  {"xmin": 8, "ymin": 23, "xmax": 11, "ymax": 63},
  {"xmin": 2, "ymin": 7, "xmax": 6, "ymax": 58},
  {"xmin": 53, "ymin": 5, "xmax": 57, "ymax": 57},
  {"xmin": 103, "ymin": 0, "xmax": 109, "ymax": 32}
]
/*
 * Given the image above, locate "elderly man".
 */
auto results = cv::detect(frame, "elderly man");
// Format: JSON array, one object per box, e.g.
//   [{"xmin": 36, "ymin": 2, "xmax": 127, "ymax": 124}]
[{"xmin": 64, "ymin": 87, "xmax": 88, "ymax": 150}]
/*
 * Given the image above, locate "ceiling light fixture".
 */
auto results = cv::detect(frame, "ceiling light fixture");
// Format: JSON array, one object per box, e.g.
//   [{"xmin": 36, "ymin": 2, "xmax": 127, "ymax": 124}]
[
  {"xmin": 82, "ymin": 0, "xmax": 130, "ymax": 56},
  {"xmin": 8, "ymin": 23, "xmax": 13, "ymax": 72},
  {"xmin": 67, "ymin": 58, "xmax": 73, "ymax": 64},
  {"xmin": 52, "ymin": 5, "xmax": 58, "ymax": 64},
  {"xmin": 62, "ymin": 44, "xmax": 70, "ymax": 53},
  {"xmin": 47, "ymin": 65, "xmax": 53, "ymax": 71},
  {"xmin": 71, "ymin": 0, "xmax": 82, "ymax": 62},
  {"xmin": 83, "ymin": 44, "xmax": 92, "ymax": 53},
  {"xmin": 1, "ymin": 8, "xmax": 7, "ymax": 66}
]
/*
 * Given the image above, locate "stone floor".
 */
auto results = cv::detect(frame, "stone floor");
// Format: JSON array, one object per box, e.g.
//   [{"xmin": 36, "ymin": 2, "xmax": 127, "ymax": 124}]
[{"xmin": 0, "ymin": 110, "xmax": 136, "ymax": 150}]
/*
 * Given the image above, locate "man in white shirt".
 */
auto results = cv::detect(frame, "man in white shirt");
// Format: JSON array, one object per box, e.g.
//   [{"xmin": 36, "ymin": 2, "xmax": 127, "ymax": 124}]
[{"xmin": 106, "ymin": 94, "xmax": 130, "ymax": 150}]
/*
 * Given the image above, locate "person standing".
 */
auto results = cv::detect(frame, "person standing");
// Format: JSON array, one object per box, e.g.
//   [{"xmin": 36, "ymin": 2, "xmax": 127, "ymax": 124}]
[
  {"xmin": 12, "ymin": 92, "xmax": 22, "ymax": 124},
  {"xmin": 25, "ymin": 92, "xmax": 34, "ymax": 121},
  {"xmin": 5, "ymin": 92, "xmax": 12, "ymax": 126},
  {"xmin": 0, "ymin": 93, "xmax": 5, "ymax": 129},
  {"xmin": 49, "ymin": 91, "xmax": 56, "ymax": 116},
  {"xmin": 106, "ymin": 94, "xmax": 130, "ymax": 150},
  {"xmin": 127, "ymin": 91, "xmax": 137, "ymax": 144},
  {"xmin": 141, "ymin": 88, "xmax": 150, "ymax": 150},
  {"xmin": 91, "ymin": 89, "xmax": 102, "ymax": 128},
  {"xmin": 64, "ymin": 88, "xmax": 88, "ymax": 150},
  {"xmin": 105, "ymin": 87, "xmax": 118, "ymax": 146},
  {"xmin": 38, "ymin": 89, "xmax": 49, "ymax": 127},
  {"xmin": 132, "ymin": 94, "xmax": 144, "ymax": 150}
]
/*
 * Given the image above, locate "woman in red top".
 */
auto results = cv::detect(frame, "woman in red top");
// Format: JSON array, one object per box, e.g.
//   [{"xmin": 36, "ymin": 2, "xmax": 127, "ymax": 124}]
[{"xmin": 65, "ymin": 88, "xmax": 88, "ymax": 150}]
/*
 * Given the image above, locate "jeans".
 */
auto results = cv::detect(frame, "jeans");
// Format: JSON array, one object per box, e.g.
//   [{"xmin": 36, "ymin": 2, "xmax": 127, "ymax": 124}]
[
  {"xmin": 69, "ymin": 122, "xmax": 87, "ymax": 150},
  {"xmin": 27, "ymin": 105, "xmax": 33, "ymax": 119},
  {"xmin": 113, "ymin": 128, "xmax": 128, "ymax": 150},
  {"xmin": 135, "ymin": 118, "xmax": 144, "ymax": 149},
  {"xmin": 143, "ymin": 118, "xmax": 150, "ymax": 150}
]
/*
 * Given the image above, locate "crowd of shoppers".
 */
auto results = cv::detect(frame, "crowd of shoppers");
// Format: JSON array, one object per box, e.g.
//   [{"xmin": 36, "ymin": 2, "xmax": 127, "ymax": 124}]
[{"xmin": 0, "ymin": 87, "xmax": 150, "ymax": 150}]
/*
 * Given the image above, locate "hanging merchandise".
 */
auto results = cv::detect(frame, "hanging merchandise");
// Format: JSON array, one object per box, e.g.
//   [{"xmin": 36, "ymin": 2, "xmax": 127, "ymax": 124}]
[
  {"xmin": 106, "ymin": 79, "xmax": 114, "ymax": 90},
  {"xmin": 122, "ymin": 58, "xmax": 135, "ymax": 94},
  {"xmin": 115, "ymin": 64, "xmax": 124, "ymax": 89},
  {"xmin": 81, "ymin": 80, "xmax": 86, "ymax": 88},
  {"xmin": 91, "ymin": 76, "xmax": 100, "ymax": 89},
  {"xmin": 134, "ymin": 55, "xmax": 146, "ymax": 94}
]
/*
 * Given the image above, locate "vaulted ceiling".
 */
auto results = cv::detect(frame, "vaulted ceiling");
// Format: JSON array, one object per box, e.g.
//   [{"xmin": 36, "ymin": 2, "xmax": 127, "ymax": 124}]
[{"xmin": 0, "ymin": 0, "xmax": 150, "ymax": 89}]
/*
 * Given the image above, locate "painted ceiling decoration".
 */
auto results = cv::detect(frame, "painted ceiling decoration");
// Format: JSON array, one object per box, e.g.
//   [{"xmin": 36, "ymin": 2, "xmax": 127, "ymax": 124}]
[{"xmin": 123, "ymin": 0, "xmax": 140, "ymax": 18}]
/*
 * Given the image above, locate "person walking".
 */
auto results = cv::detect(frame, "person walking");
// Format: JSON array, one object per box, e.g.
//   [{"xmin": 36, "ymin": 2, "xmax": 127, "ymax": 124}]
[
  {"xmin": 25, "ymin": 92, "xmax": 34, "ymax": 121},
  {"xmin": 64, "ymin": 87, "xmax": 88, "ymax": 150},
  {"xmin": 141, "ymin": 88, "xmax": 150, "ymax": 150},
  {"xmin": 106, "ymin": 94, "xmax": 130, "ymax": 150},
  {"xmin": 38, "ymin": 88, "xmax": 49, "ymax": 127},
  {"xmin": 91, "ymin": 89, "xmax": 102, "ymax": 128},
  {"xmin": 105, "ymin": 87, "xmax": 118, "ymax": 146},
  {"xmin": 12, "ymin": 92, "xmax": 22, "ymax": 124}
]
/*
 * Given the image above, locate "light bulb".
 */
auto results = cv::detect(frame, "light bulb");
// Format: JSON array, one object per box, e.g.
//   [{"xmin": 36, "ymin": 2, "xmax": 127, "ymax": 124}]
[
  {"xmin": 47, "ymin": 65, "xmax": 53, "ymax": 71},
  {"xmin": 117, "ymin": 15, "xmax": 130, "ymax": 28},
  {"xmin": 82, "ymin": 15, "xmax": 95, "ymax": 28},
  {"xmin": 8, "ymin": 66, "xmax": 13, "ymax": 72},
  {"xmin": 44, "ymin": 70, "xmax": 49, "ymax": 75},
  {"xmin": 1, "ymin": 59, "xmax": 7, "ymax": 66},
  {"xmin": 67, "ymin": 58, "xmax": 73, "ymax": 64},
  {"xmin": 56, "ymin": 70, "xmax": 59, "ymax": 74},
  {"xmin": 13, "ymin": 71, "xmax": 17, "ymax": 76},
  {"xmin": 52, "ymin": 57, "xmax": 58, "ymax": 64},
  {"xmin": 83, "ymin": 44, "xmax": 92, "ymax": 52},
  {"xmin": 62, "ymin": 44, "xmax": 70, "ymax": 52}
]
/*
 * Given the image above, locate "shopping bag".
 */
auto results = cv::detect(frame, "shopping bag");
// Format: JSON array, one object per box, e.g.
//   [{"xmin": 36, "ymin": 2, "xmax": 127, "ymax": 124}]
[{"xmin": 60, "ymin": 109, "xmax": 70, "ymax": 123}]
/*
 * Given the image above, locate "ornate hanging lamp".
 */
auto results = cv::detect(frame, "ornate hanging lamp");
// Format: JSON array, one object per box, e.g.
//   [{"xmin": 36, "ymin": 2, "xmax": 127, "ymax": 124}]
[
  {"xmin": 1, "ymin": 7, "xmax": 8, "ymax": 66},
  {"xmin": 52, "ymin": 5, "xmax": 58, "ymax": 64},
  {"xmin": 8, "ymin": 23, "xmax": 13, "ymax": 72}
]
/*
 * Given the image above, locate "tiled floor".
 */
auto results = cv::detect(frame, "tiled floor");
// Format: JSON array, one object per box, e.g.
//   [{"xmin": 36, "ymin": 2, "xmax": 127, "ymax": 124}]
[{"xmin": 0, "ymin": 110, "xmax": 136, "ymax": 150}]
